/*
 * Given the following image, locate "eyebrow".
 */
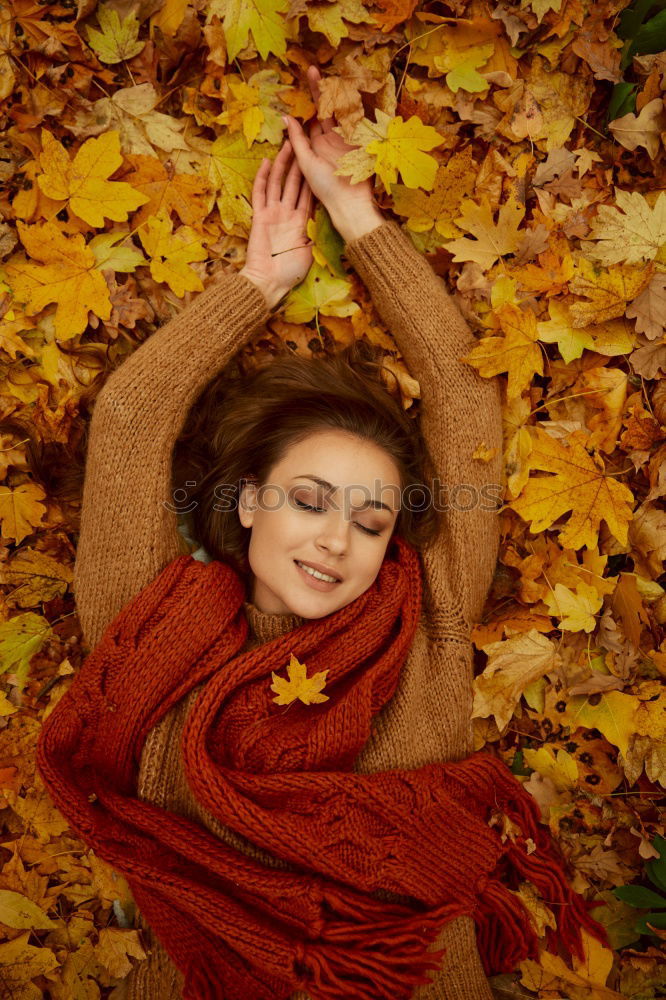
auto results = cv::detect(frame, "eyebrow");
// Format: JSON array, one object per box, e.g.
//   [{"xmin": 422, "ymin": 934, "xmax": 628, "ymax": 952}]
[{"xmin": 293, "ymin": 475, "xmax": 395, "ymax": 513}]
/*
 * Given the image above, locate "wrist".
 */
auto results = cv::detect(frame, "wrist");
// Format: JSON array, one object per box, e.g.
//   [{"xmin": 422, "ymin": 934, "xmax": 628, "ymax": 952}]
[
  {"xmin": 329, "ymin": 205, "xmax": 385, "ymax": 244},
  {"xmin": 238, "ymin": 268, "xmax": 288, "ymax": 311}
]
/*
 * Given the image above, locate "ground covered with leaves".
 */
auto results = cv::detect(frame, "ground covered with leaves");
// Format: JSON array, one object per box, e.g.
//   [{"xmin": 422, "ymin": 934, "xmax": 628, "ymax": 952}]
[{"xmin": 0, "ymin": 0, "xmax": 665, "ymax": 996}]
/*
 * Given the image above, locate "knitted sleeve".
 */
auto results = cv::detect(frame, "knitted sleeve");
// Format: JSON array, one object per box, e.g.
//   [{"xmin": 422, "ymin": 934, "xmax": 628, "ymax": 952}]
[
  {"xmin": 343, "ymin": 220, "xmax": 503, "ymax": 636},
  {"xmin": 73, "ymin": 269, "xmax": 270, "ymax": 652}
]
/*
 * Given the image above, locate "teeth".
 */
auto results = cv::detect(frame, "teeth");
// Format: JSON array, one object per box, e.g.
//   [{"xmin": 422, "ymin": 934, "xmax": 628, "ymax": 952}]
[{"xmin": 297, "ymin": 561, "xmax": 338, "ymax": 583}]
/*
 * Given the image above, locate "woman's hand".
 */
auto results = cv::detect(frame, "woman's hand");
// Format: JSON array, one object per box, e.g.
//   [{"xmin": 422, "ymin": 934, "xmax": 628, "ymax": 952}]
[
  {"xmin": 239, "ymin": 138, "xmax": 314, "ymax": 310},
  {"xmin": 282, "ymin": 66, "xmax": 384, "ymax": 242}
]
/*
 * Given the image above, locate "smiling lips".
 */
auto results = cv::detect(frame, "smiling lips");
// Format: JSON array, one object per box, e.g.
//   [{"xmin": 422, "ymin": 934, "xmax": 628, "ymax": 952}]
[{"xmin": 294, "ymin": 559, "xmax": 342, "ymax": 590}]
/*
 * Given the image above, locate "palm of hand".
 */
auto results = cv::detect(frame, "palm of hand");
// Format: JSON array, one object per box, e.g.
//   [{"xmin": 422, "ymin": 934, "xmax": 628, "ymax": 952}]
[
  {"xmin": 244, "ymin": 202, "xmax": 313, "ymax": 291},
  {"xmin": 307, "ymin": 128, "xmax": 374, "ymax": 205}
]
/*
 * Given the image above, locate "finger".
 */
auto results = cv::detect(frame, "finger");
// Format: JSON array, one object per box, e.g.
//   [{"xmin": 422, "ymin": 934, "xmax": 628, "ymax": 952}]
[
  {"xmin": 306, "ymin": 66, "xmax": 335, "ymax": 134},
  {"xmin": 282, "ymin": 116, "xmax": 315, "ymax": 167},
  {"xmin": 282, "ymin": 153, "xmax": 303, "ymax": 209},
  {"xmin": 266, "ymin": 140, "xmax": 293, "ymax": 203},
  {"xmin": 252, "ymin": 157, "xmax": 270, "ymax": 212},
  {"xmin": 296, "ymin": 176, "xmax": 313, "ymax": 215}
]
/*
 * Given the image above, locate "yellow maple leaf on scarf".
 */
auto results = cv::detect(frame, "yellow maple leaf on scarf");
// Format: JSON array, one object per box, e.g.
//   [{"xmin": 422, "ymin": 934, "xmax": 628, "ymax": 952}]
[
  {"xmin": 37, "ymin": 131, "xmax": 149, "ymax": 228},
  {"xmin": 271, "ymin": 654, "xmax": 329, "ymax": 706}
]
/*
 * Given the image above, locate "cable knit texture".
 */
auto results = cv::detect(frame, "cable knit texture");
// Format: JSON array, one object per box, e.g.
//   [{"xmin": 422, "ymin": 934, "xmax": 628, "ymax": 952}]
[{"xmin": 36, "ymin": 222, "xmax": 604, "ymax": 998}]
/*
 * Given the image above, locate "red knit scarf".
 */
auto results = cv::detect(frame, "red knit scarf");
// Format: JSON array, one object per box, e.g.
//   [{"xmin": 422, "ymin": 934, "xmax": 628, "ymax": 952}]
[{"xmin": 38, "ymin": 536, "xmax": 608, "ymax": 1000}]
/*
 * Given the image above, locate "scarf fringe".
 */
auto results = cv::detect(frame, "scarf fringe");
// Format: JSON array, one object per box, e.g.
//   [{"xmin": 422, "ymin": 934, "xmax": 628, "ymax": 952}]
[{"xmin": 292, "ymin": 885, "xmax": 465, "ymax": 1000}]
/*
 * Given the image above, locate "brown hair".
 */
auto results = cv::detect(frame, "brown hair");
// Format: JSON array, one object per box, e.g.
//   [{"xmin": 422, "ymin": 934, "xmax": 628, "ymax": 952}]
[{"xmin": 172, "ymin": 340, "xmax": 441, "ymax": 579}]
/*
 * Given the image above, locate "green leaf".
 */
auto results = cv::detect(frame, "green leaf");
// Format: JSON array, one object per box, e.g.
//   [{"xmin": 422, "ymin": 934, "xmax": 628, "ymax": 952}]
[
  {"xmin": 607, "ymin": 82, "xmax": 637, "ymax": 121},
  {"xmin": 0, "ymin": 612, "xmax": 54, "ymax": 690},
  {"xmin": 613, "ymin": 885, "xmax": 666, "ymax": 909},
  {"xmin": 629, "ymin": 8, "xmax": 666, "ymax": 59},
  {"xmin": 86, "ymin": 4, "xmax": 145, "ymax": 64},
  {"xmin": 635, "ymin": 910, "xmax": 666, "ymax": 934},
  {"xmin": 646, "ymin": 834, "xmax": 666, "ymax": 893},
  {"xmin": 90, "ymin": 232, "xmax": 146, "ymax": 273},
  {"xmin": 617, "ymin": 0, "xmax": 666, "ymax": 40}
]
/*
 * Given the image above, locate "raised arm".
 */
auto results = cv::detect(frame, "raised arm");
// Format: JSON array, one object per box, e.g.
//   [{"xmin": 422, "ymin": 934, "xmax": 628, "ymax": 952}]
[
  {"xmin": 341, "ymin": 214, "xmax": 504, "ymax": 635},
  {"xmin": 75, "ymin": 139, "xmax": 314, "ymax": 652},
  {"xmin": 74, "ymin": 271, "xmax": 271, "ymax": 652}
]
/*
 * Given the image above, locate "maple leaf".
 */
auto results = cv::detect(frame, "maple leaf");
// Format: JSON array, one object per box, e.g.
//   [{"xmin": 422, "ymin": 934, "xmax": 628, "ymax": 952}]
[
  {"xmin": 335, "ymin": 109, "xmax": 444, "ymax": 192},
  {"xmin": 0, "ymin": 889, "xmax": 56, "ymax": 929},
  {"xmin": 6, "ymin": 221, "xmax": 112, "ymax": 339},
  {"xmin": 85, "ymin": 3, "xmax": 145, "ymax": 64},
  {"xmin": 70, "ymin": 84, "xmax": 191, "ymax": 157},
  {"xmin": 391, "ymin": 150, "xmax": 478, "ymax": 239},
  {"xmin": 0, "ymin": 931, "xmax": 60, "ymax": 994},
  {"xmin": 581, "ymin": 189, "xmax": 666, "ymax": 266},
  {"xmin": 608, "ymin": 98, "xmax": 666, "ymax": 160},
  {"xmin": 138, "ymin": 211, "xmax": 207, "ymax": 297},
  {"xmin": 543, "ymin": 581, "xmax": 603, "ymax": 633},
  {"xmin": 472, "ymin": 629, "xmax": 560, "ymax": 731},
  {"xmin": 510, "ymin": 427, "xmax": 634, "ymax": 550},
  {"xmin": 270, "ymin": 653, "xmax": 330, "ymax": 706},
  {"xmin": 122, "ymin": 154, "xmax": 211, "ymax": 229},
  {"xmin": 215, "ymin": 71, "xmax": 289, "ymax": 147},
  {"xmin": 444, "ymin": 195, "xmax": 524, "ymax": 268},
  {"xmin": 37, "ymin": 130, "xmax": 149, "ymax": 228},
  {"xmin": 207, "ymin": 0, "xmax": 289, "ymax": 62},
  {"xmin": 0, "ymin": 548, "xmax": 73, "ymax": 608},
  {"xmin": 94, "ymin": 927, "xmax": 146, "ymax": 978},
  {"xmin": 537, "ymin": 301, "xmax": 595, "ymax": 363},
  {"xmin": 0, "ymin": 481, "xmax": 48, "ymax": 544},
  {"xmin": 461, "ymin": 302, "xmax": 543, "ymax": 400},
  {"xmin": 0, "ymin": 613, "xmax": 53, "ymax": 689},
  {"xmin": 568, "ymin": 256, "xmax": 652, "ymax": 327},
  {"xmin": 625, "ymin": 273, "xmax": 666, "ymax": 340},
  {"xmin": 291, "ymin": 0, "xmax": 374, "ymax": 48},
  {"xmin": 283, "ymin": 263, "xmax": 359, "ymax": 323}
]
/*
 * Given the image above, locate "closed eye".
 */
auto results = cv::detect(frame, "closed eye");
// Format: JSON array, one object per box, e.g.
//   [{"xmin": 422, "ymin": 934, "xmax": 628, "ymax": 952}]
[{"xmin": 294, "ymin": 498, "xmax": 382, "ymax": 536}]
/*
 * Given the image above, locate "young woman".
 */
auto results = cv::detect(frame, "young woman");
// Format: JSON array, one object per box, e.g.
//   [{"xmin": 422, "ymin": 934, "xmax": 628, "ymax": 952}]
[{"xmin": 38, "ymin": 67, "xmax": 606, "ymax": 1000}]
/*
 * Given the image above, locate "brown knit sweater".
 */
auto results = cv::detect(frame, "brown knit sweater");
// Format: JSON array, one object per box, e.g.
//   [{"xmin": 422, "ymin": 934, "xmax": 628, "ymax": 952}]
[{"xmin": 73, "ymin": 220, "xmax": 503, "ymax": 999}]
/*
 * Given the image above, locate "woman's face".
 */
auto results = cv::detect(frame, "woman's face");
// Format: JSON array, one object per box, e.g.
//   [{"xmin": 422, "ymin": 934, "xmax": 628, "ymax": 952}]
[{"xmin": 238, "ymin": 430, "xmax": 401, "ymax": 618}]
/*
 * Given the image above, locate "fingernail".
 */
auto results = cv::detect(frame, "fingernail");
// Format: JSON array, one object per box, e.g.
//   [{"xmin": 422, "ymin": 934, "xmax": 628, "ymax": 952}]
[{"xmin": 281, "ymin": 115, "xmax": 289, "ymax": 126}]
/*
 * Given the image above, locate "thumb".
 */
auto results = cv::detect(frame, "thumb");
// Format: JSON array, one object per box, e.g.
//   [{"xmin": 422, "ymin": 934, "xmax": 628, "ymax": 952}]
[{"xmin": 282, "ymin": 115, "xmax": 314, "ymax": 166}]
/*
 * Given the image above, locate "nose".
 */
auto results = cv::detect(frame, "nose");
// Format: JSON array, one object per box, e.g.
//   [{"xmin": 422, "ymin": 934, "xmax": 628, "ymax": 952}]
[{"xmin": 315, "ymin": 511, "xmax": 350, "ymax": 556}]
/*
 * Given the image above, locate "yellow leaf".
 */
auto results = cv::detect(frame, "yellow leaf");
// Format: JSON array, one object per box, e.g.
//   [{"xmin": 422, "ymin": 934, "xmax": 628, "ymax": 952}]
[
  {"xmin": 336, "ymin": 110, "xmax": 444, "ymax": 193},
  {"xmin": 392, "ymin": 150, "xmax": 478, "ymax": 239},
  {"xmin": 437, "ymin": 45, "xmax": 494, "ymax": 94},
  {"xmin": 0, "ymin": 889, "xmax": 56, "ymax": 930},
  {"xmin": 445, "ymin": 195, "xmax": 524, "ymax": 268},
  {"xmin": 207, "ymin": 0, "xmax": 289, "ymax": 62},
  {"xmin": 296, "ymin": 0, "xmax": 373, "ymax": 48},
  {"xmin": 85, "ymin": 3, "xmax": 145, "ymax": 64},
  {"xmin": 123, "ymin": 154, "xmax": 211, "ymax": 229},
  {"xmin": 94, "ymin": 928, "xmax": 146, "ymax": 979},
  {"xmin": 283, "ymin": 263, "xmax": 359, "ymax": 324},
  {"xmin": 461, "ymin": 303, "xmax": 543, "ymax": 400},
  {"xmin": 608, "ymin": 98, "xmax": 666, "ymax": 160},
  {"xmin": 138, "ymin": 211, "xmax": 207, "ymax": 297},
  {"xmin": 543, "ymin": 581, "xmax": 603, "ymax": 633},
  {"xmin": 581, "ymin": 189, "xmax": 666, "ymax": 267},
  {"xmin": 37, "ymin": 131, "xmax": 149, "ymax": 228},
  {"xmin": 0, "ymin": 548, "xmax": 74, "ymax": 608},
  {"xmin": 537, "ymin": 301, "xmax": 595, "ymax": 363},
  {"xmin": 0, "ymin": 931, "xmax": 59, "ymax": 996},
  {"xmin": 568, "ymin": 256, "xmax": 652, "ymax": 327},
  {"xmin": 151, "ymin": 0, "xmax": 188, "ymax": 37},
  {"xmin": 472, "ymin": 630, "xmax": 560, "ymax": 731},
  {"xmin": 271, "ymin": 653, "xmax": 330, "ymax": 706},
  {"xmin": 521, "ymin": 928, "xmax": 622, "ymax": 1000},
  {"xmin": 0, "ymin": 612, "xmax": 54, "ymax": 689},
  {"xmin": 510, "ymin": 427, "xmax": 634, "ymax": 550},
  {"xmin": 562, "ymin": 690, "xmax": 637, "ymax": 757},
  {"xmin": 523, "ymin": 746, "xmax": 578, "ymax": 792},
  {"xmin": 6, "ymin": 222, "xmax": 112, "ymax": 339},
  {"xmin": 0, "ymin": 482, "xmax": 47, "ymax": 545}
]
